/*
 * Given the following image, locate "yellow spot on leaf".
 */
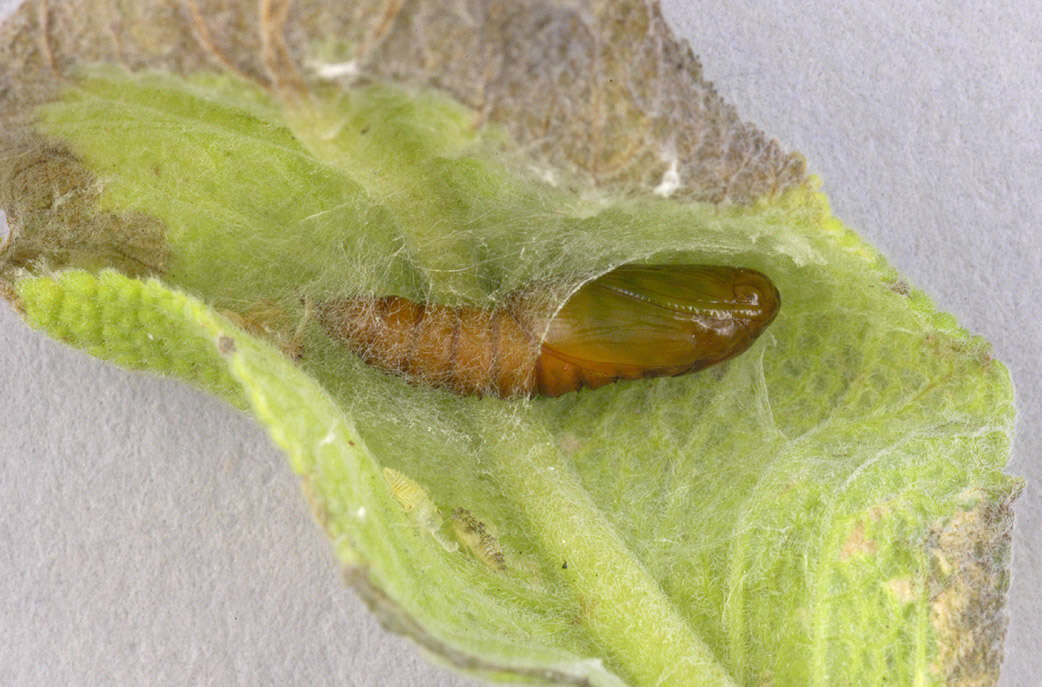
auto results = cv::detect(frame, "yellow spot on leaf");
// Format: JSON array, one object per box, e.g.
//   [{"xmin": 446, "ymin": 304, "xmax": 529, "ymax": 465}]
[
  {"xmin": 840, "ymin": 519, "xmax": 877, "ymax": 561},
  {"xmin": 887, "ymin": 577, "xmax": 916, "ymax": 604}
]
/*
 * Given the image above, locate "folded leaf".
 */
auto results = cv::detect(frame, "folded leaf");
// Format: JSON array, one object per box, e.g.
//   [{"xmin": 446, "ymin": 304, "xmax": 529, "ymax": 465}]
[{"xmin": 0, "ymin": 2, "xmax": 1020, "ymax": 686}]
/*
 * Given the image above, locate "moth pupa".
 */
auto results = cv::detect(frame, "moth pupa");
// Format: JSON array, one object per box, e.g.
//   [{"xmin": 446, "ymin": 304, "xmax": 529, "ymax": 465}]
[{"xmin": 318, "ymin": 264, "xmax": 780, "ymax": 397}]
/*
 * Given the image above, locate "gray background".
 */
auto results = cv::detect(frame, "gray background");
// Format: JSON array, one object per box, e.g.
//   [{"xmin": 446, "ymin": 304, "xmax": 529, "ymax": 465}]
[{"xmin": 1, "ymin": 1, "xmax": 1038, "ymax": 685}]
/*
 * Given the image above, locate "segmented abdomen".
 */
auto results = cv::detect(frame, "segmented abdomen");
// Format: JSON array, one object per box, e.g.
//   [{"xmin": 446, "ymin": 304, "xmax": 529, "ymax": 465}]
[{"xmin": 316, "ymin": 296, "xmax": 542, "ymax": 397}]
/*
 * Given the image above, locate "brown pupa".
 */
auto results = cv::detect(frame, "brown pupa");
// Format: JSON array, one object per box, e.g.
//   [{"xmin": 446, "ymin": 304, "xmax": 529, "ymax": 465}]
[{"xmin": 316, "ymin": 264, "xmax": 780, "ymax": 397}]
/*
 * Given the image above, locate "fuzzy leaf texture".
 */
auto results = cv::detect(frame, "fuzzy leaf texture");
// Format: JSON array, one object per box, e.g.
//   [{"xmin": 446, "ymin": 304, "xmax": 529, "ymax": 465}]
[{"xmin": 0, "ymin": 2, "xmax": 1021, "ymax": 686}]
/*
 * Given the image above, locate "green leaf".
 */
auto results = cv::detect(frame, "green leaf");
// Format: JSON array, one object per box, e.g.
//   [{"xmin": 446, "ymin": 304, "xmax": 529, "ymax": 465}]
[{"xmin": 3, "ymin": 62, "xmax": 1020, "ymax": 687}]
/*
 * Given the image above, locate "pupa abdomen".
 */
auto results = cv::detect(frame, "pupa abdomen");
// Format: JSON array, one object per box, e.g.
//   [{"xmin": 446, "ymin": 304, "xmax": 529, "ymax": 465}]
[
  {"xmin": 318, "ymin": 295, "xmax": 540, "ymax": 396},
  {"xmin": 317, "ymin": 264, "xmax": 780, "ymax": 398}
]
